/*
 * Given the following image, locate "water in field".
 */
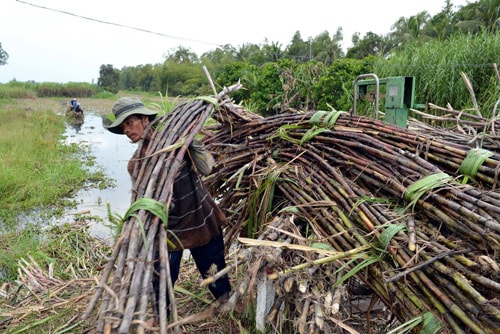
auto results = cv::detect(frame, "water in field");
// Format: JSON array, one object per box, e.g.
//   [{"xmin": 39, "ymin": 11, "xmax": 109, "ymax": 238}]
[{"xmin": 61, "ymin": 112, "xmax": 136, "ymax": 240}]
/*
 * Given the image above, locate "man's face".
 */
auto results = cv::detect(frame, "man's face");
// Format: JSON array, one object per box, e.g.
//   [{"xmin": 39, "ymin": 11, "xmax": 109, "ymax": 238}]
[{"xmin": 121, "ymin": 115, "xmax": 147, "ymax": 143}]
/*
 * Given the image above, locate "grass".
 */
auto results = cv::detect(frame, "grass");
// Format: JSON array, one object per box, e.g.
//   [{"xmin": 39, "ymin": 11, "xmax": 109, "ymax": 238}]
[
  {"xmin": 372, "ymin": 31, "xmax": 500, "ymax": 116},
  {"xmin": 0, "ymin": 99, "xmax": 96, "ymax": 223},
  {"xmin": 0, "ymin": 97, "xmax": 113, "ymax": 283}
]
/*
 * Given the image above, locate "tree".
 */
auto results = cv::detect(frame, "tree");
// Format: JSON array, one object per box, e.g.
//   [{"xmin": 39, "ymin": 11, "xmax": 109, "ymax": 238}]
[
  {"xmin": 0, "ymin": 42, "xmax": 9, "ymax": 66},
  {"xmin": 346, "ymin": 32, "xmax": 392, "ymax": 59},
  {"xmin": 311, "ymin": 29, "xmax": 344, "ymax": 66},
  {"xmin": 455, "ymin": 0, "xmax": 500, "ymax": 33},
  {"xmin": 235, "ymin": 43, "xmax": 265, "ymax": 65},
  {"xmin": 97, "ymin": 64, "xmax": 120, "ymax": 93},
  {"xmin": 390, "ymin": 11, "xmax": 432, "ymax": 47},
  {"xmin": 262, "ymin": 40, "xmax": 284, "ymax": 63},
  {"xmin": 424, "ymin": 0, "xmax": 456, "ymax": 41},
  {"xmin": 285, "ymin": 31, "xmax": 310, "ymax": 62},
  {"xmin": 202, "ymin": 44, "xmax": 236, "ymax": 65},
  {"xmin": 164, "ymin": 46, "xmax": 199, "ymax": 64}
]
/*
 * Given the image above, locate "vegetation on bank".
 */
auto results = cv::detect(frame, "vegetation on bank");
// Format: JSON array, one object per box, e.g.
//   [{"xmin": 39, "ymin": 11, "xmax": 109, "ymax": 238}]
[
  {"xmin": 0, "ymin": 81, "xmax": 102, "ymax": 99},
  {"xmin": 0, "ymin": 97, "xmax": 110, "ymax": 281}
]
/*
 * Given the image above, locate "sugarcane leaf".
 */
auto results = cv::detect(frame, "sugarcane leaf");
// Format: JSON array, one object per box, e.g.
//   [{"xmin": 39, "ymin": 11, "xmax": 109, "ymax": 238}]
[
  {"xmin": 300, "ymin": 126, "xmax": 328, "ymax": 144},
  {"xmin": 309, "ymin": 110, "xmax": 328, "ymax": 126},
  {"xmin": 379, "ymin": 224, "xmax": 406, "ymax": 250},
  {"xmin": 120, "ymin": 198, "xmax": 170, "ymax": 249},
  {"xmin": 322, "ymin": 110, "xmax": 344, "ymax": 128},
  {"xmin": 386, "ymin": 315, "xmax": 423, "ymax": 334},
  {"xmin": 193, "ymin": 96, "xmax": 219, "ymax": 108},
  {"xmin": 350, "ymin": 196, "xmax": 393, "ymax": 215},
  {"xmin": 322, "ymin": 110, "xmax": 337, "ymax": 127},
  {"xmin": 387, "ymin": 310, "xmax": 443, "ymax": 334},
  {"xmin": 333, "ymin": 254, "xmax": 379, "ymax": 289},
  {"xmin": 404, "ymin": 173, "xmax": 452, "ymax": 210},
  {"xmin": 420, "ymin": 311, "xmax": 444, "ymax": 334},
  {"xmin": 270, "ymin": 124, "xmax": 302, "ymax": 144},
  {"xmin": 123, "ymin": 197, "xmax": 169, "ymax": 226},
  {"xmin": 173, "ymin": 285, "xmax": 212, "ymax": 304},
  {"xmin": 278, "ymin": 206, "xmax": 300, "ymax": 214},
  {"xmin": 459, "ymin": 148, "xmax": 493, "ymax": 179}
]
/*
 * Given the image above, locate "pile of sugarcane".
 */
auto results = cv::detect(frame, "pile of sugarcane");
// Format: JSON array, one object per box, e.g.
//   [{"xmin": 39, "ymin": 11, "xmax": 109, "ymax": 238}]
[
  {"xmin": 83, "ymin": 87, "xmax": 499, "ymax": 333},
  {"xmin": 201, "ymin": 101, "xmax": 500, "ymax": 333}
]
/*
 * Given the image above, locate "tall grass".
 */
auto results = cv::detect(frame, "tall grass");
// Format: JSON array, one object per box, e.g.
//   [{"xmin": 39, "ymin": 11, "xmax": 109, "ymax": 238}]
[
  {"xmin": 0, "ymin": 105, "xmax": 96, "ymax": 225},
  {"xmin": 0, "ymin": 81, "xmax": 103, "ymax": 98},
  {"xmin": 373, "ymin": 31, "xmax": 500, "ymax": 117}
]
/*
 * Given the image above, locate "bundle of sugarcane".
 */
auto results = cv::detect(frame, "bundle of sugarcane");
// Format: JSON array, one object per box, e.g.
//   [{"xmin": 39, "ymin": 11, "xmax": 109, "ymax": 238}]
[
  {"xmin": 324, "ymin": 114, "xmax": 500, "ymax": 189},
  {"xmin": 82, "ymin": 97, "xmax": 226, "ymax": 334},
  {"xmin": 202, "ymin": 104, "xmax": 500, "ymax": 333}
]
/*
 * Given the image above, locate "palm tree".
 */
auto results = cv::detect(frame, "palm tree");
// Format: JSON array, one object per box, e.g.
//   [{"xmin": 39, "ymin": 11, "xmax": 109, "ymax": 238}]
[
  {"xmin": 424, "ymin": 0, "xmax": 456, "ymax": 41},
  {"xmin": 390, "ymin": 11, "xmax": 431, "ymax": 46},
  {"xmin": 262, "ymin": 40, "xmax": 284, "ymax": 62},
  {"xmin": 455, "ymin": 0, "xmax": 500, "ymax": 33},
  {"xmin": 164, "ymin": 46, "xmax": 199, "ymax": 64}
]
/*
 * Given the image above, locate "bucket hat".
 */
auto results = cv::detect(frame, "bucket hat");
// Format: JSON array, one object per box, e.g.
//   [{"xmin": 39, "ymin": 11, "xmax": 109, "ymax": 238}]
[{"xmin": 104, "ymin": 97, "xmax": 158, "ymax": 134}]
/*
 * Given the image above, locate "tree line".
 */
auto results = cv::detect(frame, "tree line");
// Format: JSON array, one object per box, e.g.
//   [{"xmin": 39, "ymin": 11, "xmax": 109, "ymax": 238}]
[
  {"xmin": 95, "ymin": 0, "xmax": 499, "ymax": 116},
  {"xmin": 1, "ymin": 0, "xmax": 498, "ymax": 116}
]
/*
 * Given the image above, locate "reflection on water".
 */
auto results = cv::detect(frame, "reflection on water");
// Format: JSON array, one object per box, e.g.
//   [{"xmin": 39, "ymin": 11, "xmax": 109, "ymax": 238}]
[{"xmin": 62, "ymin": 112, "xmax": 136, "ymax": 239}]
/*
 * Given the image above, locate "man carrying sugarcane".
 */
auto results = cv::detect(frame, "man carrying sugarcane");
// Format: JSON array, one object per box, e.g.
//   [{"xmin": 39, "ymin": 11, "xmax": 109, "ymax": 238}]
[{"xmin": 103, "ymin": 96, "xmax": 231, "ymax": 325}]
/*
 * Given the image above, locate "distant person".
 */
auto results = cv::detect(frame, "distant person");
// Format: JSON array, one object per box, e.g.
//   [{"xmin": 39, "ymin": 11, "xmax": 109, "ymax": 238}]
[{"xmin": 69, "ymin": 98, "xmax": 83, "ymax": 113}]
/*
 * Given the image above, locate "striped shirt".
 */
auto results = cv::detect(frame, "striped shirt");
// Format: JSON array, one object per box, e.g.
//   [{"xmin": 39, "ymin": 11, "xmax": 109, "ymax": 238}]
[{"xmin": 128, "ymin": 141, "xmax": 226, "ymax": 250}]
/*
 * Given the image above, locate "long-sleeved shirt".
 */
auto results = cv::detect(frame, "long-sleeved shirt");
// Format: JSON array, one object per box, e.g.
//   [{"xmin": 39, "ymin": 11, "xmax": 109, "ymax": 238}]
[{"xmin": 128, "ymin": 139, "xmax": 226, "ymax": 250}]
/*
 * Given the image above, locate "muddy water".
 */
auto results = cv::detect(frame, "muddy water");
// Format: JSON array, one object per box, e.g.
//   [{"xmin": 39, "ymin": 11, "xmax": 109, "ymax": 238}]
[{"xmin": 62, "ymin": 112, "xmax": 136, "ymax": 240}]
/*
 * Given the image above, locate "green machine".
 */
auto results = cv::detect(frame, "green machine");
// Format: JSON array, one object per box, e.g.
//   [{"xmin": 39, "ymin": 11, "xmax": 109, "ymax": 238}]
[{"xmin": 353, "ymin": 74, "xmax": 420, "ymax": 128}]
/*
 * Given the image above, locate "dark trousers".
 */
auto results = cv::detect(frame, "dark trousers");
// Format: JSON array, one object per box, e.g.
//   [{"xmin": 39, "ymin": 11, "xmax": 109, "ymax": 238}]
[{"xmin": 152, "ymin": 233, "xmax": 231, "ymax": 315}]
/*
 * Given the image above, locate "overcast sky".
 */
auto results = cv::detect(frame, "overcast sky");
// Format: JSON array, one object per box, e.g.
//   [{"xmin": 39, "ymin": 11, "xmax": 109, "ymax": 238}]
[{"xmin": 0, "ymin": 0, "xmax": 469, "ymax": 84}]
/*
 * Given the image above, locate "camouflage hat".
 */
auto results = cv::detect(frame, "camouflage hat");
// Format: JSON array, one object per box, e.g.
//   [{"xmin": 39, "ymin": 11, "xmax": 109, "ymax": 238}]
[{"xmin": 104, "ymin": 97, "xmax": 157, "ymax": 135}]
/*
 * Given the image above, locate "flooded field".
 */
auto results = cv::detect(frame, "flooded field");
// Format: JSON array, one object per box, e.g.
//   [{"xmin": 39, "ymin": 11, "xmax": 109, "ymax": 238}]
[{"xmin": 62, "ymin": 111, "xmax": 136, "ymax": 239}]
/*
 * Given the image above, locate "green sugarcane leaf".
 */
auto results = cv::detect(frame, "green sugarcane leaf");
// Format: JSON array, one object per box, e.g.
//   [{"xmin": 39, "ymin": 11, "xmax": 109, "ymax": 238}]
[
  {"xmin": 270, "ymin": 124, "xmax": 302, "ymax": 144},
  {"xmin": 124, "ymin": 197, "xmax": 169, "ymax": 226},
  {"xmin": 323, "ymin": 110, "xmax": 344, "ymax": 128},
  {"xmin": 404, "ymin": 173, "xmax": 452, "ymax": 210},
  {"xmin": 278, "ymin": 206, "xmax": 300, "ymax": 214},
  {"xmin": 309, "ymin": 110, "xmax": 328, "ymax": 126},
  {"xmin": 459, "ymin": 148, "xmax": 493, "ymax": 178},
  {"xmin": 300, "ymin": 126, "xmax": 328, "ymax": 144},
  {"xmin": 379, "ymin": 224, "xmax": 406, "ymax": 250},
  {"xmin": 420, "ymin": 311, "xmax": 445, "ymax": 334},
  {"xmin": 333, "ymin": 254, "xmax": 379, "ymax": 289},
  {"xmin": 193, "ymin": 96, "xmax": 219, "ymax": 107},
  {"xmin": 386, "ymin": 315, "xmax": 422, "ymax": 334},
  {"xmin": 311, "ymin": 242, "xmax": 334, "ymax": 251}
]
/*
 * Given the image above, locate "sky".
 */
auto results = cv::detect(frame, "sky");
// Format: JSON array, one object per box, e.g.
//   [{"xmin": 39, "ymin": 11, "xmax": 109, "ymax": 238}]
[{"xmin": 0, "ymin": 0, "xmax": 470, "ymax": 84}]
